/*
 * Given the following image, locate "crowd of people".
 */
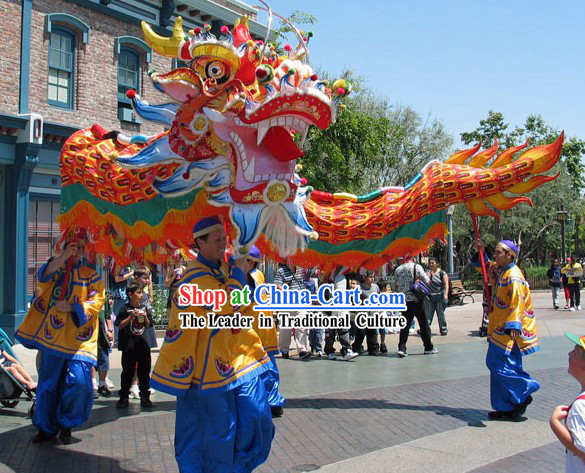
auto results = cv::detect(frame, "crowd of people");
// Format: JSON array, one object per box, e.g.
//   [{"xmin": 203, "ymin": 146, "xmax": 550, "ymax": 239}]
[{"xmin": 548, "ymin": 255, "xmax": 584, "ymax": 311}]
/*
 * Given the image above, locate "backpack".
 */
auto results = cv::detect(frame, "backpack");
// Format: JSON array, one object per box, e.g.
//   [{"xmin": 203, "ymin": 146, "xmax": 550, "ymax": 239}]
[{"xmin": 410, "ymin": 264, "xmax": 430, "ymax": 302}]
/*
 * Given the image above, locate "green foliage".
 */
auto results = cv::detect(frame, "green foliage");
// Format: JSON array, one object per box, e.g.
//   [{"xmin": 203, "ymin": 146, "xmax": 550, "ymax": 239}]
[
  {"xmin": 151, "ymin": 285, "xmax": 169, "ymax": 328},
  {"xmin": 523, "ymin": 266, "xmax": 549, "ymax": 278}
]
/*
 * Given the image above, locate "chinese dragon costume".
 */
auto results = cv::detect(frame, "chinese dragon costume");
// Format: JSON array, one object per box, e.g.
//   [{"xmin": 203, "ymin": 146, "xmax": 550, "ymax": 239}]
[{"xmin": 57, "ymin": 12, "xmax": 563, "ymax": 269}]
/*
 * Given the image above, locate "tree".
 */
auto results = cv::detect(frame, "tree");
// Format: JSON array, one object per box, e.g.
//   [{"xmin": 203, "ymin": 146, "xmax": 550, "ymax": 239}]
[{"xmin": 461, "ymin": 110, "xmax": 585, "ymax": 191}]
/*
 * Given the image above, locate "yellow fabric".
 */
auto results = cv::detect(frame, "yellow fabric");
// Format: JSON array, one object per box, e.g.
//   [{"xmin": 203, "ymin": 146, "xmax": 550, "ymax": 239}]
[
  {"xmin": 248, "ymin": 269, "xmax": 279, "ymax": 354},
  {"xmin": 486, "ymin": 261, "xmax": 539, "ymax": 354},
  {"xmin": 561, "ymin": 263, "xmax": 583, "ymax": 285},
  {"xmin": 16, "ymin": 263, "xmax": 105, "ymax": 364},
  {"xmin": 152, "ymin": 259, "xmax": 269, "ymax": 393}
]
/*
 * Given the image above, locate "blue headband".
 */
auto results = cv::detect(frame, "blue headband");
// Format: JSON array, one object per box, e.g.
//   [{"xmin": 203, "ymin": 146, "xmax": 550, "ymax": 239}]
[
  {"xmin": 248, "ymin": 245, "xmax": 261, "ymax": 262},
  {"xmin": 498, "ymin": 240, "xmax": 518, "ymax": 257},
  {"xmin": 192, "ymin": 216, "xmax": 223, "ymax": 239}
]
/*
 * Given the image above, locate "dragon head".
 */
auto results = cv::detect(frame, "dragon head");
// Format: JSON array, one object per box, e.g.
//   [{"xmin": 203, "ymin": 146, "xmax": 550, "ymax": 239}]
[{"xmin": 118, "ymin": 16, "xmax": 349, "ymax": 255}]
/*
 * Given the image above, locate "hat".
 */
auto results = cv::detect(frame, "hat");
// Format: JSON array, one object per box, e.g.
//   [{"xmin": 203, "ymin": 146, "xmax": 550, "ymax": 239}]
[
  {"xmin": 248, "ymin": 245, "xmax": 261, "ymax": 262},
  {"xmin": 565, "ymin": 332, "xmax": 585, "ymax": 350},
  {"xmin": 192, "ymin": 216, "xmax": 223, "ymax": 239},
  {"xmin": 497, "ymin": 239, "xmax": 518, "ymax": 258}
]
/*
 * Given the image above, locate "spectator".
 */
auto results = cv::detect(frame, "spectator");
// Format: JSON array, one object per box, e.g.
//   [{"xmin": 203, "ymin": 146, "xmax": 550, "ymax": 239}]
[
  {"xmin": 15, "ymin": 234, "xmax": 105, "ymax": 443},
  {"xmin": 128, "ymin": 268, "xmax": 158, "ymax": 399},
  {"xmin": 324, "ymin": 267, "xmax": 358, "ymax": 361},
  {"xmin": 352, "ymin": 271, "xmax": 380, "ymax": 356},
  {"xmin": 109, "ymin": 265, "xmax": 134, "ymax": 347},
  {"xmin": 275, "ymin": 262, "xmax": 311, "ymax": 360},
  {"xmin": 134, "ymin": 268, "xmax": 158, "ymax": 349},
  {"xmin": 562, "ymin": 255, "xmax": 583, "ymax": 311},
  {"xmin": 550, "ymin": 332, "xmax": 585, "ymax": 471},
  {"xmin": 563, "ymin": 258, "xmax": 572, "ymax": 309},
  {"xmin": 394, "ymin": 257, "xmax": 437, "ymax": 358},
  {"xmin": 115, "ymin": 281, "xmax": 154, "ymax": 408},
  {"xmin": 306, "ymin": 268, "xmax": 323, "ymax": 357},
  {"xmin": 425, "ymin": 257, "xmax": 450, "ymax": 336},
  {"xmin": 377, "ymin": 280, "xmax": 398, "ymax": 339},
  {"xmin": 165, "ymin": 253, "xmax": 186, "ymax": 318},
  {"xmin": 547, "ymin": 258, "xmax": 562, "ymax": 310},
  {"xmin": 96, "ymin": 294, "xmax": 115, "ymax": 397},
  {"xmin": 0, "ymin": 349, "xmax": 37, "ymax": 393},
  {"xmin": 347, "ymin": 274, "xmax": 360, "ymax": 344}
]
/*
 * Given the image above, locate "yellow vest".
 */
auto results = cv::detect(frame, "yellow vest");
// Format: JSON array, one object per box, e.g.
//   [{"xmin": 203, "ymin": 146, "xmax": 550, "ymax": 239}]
[
  {"xmin": 151, "ymin": 258, "xmax": 270, "ymax": 395},
  {"xmin": 486, "ymin": 261, "xmax": 539, "ymax": 355}
]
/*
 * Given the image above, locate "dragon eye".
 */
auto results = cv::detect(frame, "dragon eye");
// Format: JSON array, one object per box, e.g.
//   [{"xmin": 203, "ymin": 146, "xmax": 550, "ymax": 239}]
[{"xmin": 205, "ymin": 61, "xmax": 229, "ymax": 84}]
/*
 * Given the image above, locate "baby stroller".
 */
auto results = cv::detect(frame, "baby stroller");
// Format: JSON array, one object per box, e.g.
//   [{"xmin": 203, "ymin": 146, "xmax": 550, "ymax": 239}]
[{"xmin": 0, "ymin": 328, "xmax": 36, "ymax": 416}]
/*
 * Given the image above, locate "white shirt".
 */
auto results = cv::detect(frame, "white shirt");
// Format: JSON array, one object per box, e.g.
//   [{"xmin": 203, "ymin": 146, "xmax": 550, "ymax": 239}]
[{"xmin": 567, "ymin": 394, "xmax": 585, "ymax": 472}]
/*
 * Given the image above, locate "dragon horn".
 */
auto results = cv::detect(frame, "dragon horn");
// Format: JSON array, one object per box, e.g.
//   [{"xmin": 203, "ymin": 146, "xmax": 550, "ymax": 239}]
[{"xmin": 141, "ymin": 17, "xmax": 185, "ymax": 58}]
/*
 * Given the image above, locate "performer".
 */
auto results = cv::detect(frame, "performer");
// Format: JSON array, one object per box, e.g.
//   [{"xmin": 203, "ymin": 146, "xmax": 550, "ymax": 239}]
[
  {"xmin": 481, "ymin": 240, "xmax": 540, "ymax": 420},
  {"xmin": 244, "ymin": 246, "xmax": 286, "ymax": 418},
  {"xmin": 15, "ymin": 233, "xmax": 105, "ymax": 443},
  {"xmin": 151, "ymin": 217, "xmax": 274, "ymax": 473}
]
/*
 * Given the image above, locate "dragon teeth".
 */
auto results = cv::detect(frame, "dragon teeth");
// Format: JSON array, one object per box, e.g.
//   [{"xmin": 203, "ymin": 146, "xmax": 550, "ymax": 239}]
[
  {"xmin": 256, "ymin": 121, "xmax": 270, "ymax": 145},
  {"xmin": 244, "ymin": 157, "xmax": 255, "ymax": 182}
]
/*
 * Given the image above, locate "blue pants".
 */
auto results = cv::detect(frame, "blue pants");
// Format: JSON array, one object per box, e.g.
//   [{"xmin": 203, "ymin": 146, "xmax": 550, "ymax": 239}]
[
  {"xmin": 485, "ymin": 343, "xmax": 540, "ymax": 412},
  {"xmin": 262, "ymin": 353, "xmax": 285, "ymax": 408},
  {"xmin": 309, "ymin": 328, "xmax": 324, "ymax": 352},
  {"xmin": 175, "ymin": 376, "xmax": 274, "ymax": 473},
  {"xmin": 33, "ymin": 352, "xmax": 94, "ymax": 434}
]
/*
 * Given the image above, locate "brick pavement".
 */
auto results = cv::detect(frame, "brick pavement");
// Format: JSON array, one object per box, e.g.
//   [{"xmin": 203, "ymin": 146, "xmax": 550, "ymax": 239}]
[{"xmin": 0, "ymin": 365, "xmax": 575, "ymax": 473}]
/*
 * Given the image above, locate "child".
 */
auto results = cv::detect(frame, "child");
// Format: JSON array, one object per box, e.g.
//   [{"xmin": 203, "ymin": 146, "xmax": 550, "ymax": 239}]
[
  {"xmin": 0, "ymin": 349, "xmax": 37, "ymax": 393},
  {"xmin": 347, "ymin": 274, "xmax": 360, "ymax": 346},
  {"xmin": 550, "ymin": 332, "xmax": 585, "ymax": 471},
  {"xmin": 130, "ymin": 269, "xmax": 158, "ymax": 399},
  {"xmin": 115, "ymin": 282, "xmax": 154, "ymax": 408}
]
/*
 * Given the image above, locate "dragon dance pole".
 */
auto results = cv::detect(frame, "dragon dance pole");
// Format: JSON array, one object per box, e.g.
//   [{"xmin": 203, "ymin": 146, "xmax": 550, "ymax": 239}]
[
  {"xmin": 471, "ymin": 214, "xmax": 492, "ymax": 314},
  {"xmin": 59, "ymin": 256, "xmax": 74, "ymax": 301}
]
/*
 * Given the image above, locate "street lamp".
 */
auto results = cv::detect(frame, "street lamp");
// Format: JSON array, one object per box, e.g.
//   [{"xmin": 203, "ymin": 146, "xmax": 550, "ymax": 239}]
[
  {"xmin": 556, "ymin": 210, "xmax": 569, "ymax": 261},
  {"xmin": 447, "ymin": 205, "xmax": 455, "ymax": 276},
  {"xmin": 576, "ymin": 216, "xmax": 583, "ymax": 256}
]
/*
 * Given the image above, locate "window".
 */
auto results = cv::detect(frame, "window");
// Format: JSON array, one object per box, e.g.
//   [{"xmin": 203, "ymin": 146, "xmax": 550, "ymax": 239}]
[
  {"xmin": 172, "ymin": 58, "xmax": 190, "ymax": 69},
  {"xmin": 28, "ymin": 198, "xmax": 60, "ymax": 296},
  {"xmin": 48, "ymin": 28, "xmax": 75, "ymax": 108},
  {"xmin": 118, "ymin": 47, "xmax": 140, "ymax": 103}
]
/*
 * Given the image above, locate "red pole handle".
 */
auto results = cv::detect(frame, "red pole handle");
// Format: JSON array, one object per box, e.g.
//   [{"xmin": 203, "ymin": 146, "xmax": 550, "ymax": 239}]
[
  {"xmin": 59, "ymin": 256, "xmax": 74, "ymax": 301},
  {"xmin": 471, "ymin": 214, "xmax": 492, "ymax": 314}
]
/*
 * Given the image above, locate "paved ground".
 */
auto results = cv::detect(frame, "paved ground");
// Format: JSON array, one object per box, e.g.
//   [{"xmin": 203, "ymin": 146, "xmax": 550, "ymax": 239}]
[{"xmin": 0, "ymin": 290, "xmax": 583, "ymax": 472}]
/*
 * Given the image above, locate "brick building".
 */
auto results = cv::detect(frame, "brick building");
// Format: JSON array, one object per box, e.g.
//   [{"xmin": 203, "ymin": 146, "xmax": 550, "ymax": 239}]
[{"xmin": 0, "ymin": 0, "xmax": 269, "ymax": 336}]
